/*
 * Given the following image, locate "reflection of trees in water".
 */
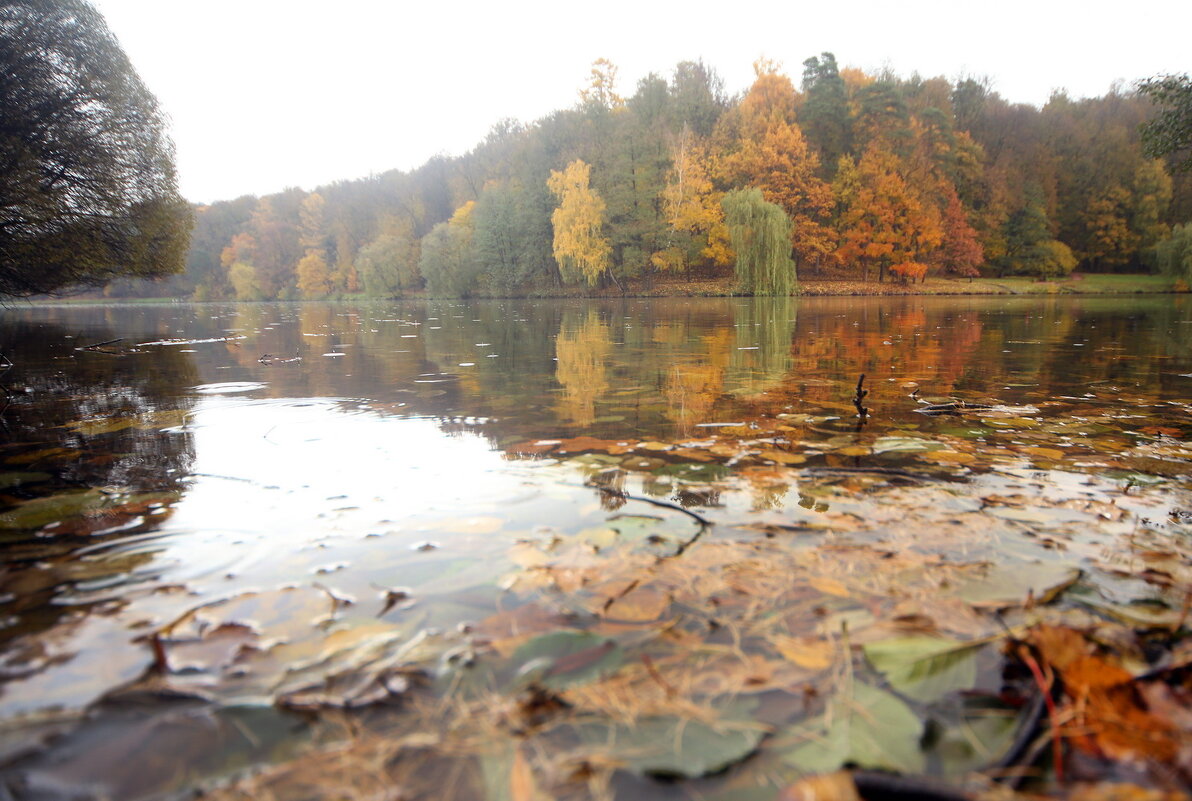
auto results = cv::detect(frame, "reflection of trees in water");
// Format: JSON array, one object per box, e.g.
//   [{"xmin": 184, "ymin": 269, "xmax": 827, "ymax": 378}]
[
  {"xmin": 554, "ymin": 309, "xmax": 611, "ymax": 427},
  {"xmin": 726, "ymin": 297, "xmax": 797, "ymax": 398},
  {"xmin": 0, "ymin": 318, "xmax": 198, "ymax": 492}
]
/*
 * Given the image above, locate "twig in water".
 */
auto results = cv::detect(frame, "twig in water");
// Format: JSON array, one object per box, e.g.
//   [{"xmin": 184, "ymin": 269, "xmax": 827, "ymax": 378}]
[
  {"xmin": 1017, "ymin": 643, "xmax": 1064, "ymax": 785},
  {"xmin": 74, "ymin": 338, "xmax": 124, "ymax": 353},
  {"xmin": 641, "ymin": 654, "xmax": 677, "ymax": 698},
  {"xmin": 853, "ymin": 373, "xmax": 869, "ymax": 419}
]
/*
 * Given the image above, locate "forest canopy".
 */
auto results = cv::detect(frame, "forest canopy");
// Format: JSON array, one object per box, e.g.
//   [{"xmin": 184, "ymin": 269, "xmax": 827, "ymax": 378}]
[
  {"xmin": 0, "ymin": 0, "xmax": 190, "ymax": 297},
  {"xmin": 131, "ymin": 56, "xmax": 1191, "ymax": 300}
]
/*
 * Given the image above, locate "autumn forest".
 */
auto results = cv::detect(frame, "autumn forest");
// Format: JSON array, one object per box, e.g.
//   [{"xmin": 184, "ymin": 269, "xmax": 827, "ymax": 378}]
[{"xmin": 124, "ymin": 55, "xmax": 1192, "ymax": 300}]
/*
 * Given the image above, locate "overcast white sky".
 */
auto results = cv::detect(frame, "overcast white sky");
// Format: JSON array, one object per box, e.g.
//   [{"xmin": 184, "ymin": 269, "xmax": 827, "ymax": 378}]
[{"xmin": 89, "ymin": 0, "xmax": 1189, "ymax": 204}]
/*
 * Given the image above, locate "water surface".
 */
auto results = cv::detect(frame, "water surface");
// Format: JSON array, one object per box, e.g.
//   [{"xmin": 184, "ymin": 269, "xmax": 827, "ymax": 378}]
[{"xmin": 1, "ymin": 296, "xmax": 1190, "ymax": 799}]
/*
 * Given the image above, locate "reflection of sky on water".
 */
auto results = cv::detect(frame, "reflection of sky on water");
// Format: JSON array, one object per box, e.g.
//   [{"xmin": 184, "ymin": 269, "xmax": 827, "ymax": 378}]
[{"xmin": 156, "ymin": 396, "xmax": 540, "ymax": 593}]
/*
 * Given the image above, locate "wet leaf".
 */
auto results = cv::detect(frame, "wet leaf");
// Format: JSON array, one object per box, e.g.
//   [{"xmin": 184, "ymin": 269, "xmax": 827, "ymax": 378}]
[
  {"xmin": 653, "ymin": 462, "xmax": 730, "ymax": 482},
  {"xmin": 0, "ymin": 489, "xmax": 107, "ymax": 530},
  {"xmin": 0, "ymin": 471, "xmax": 52, "ymax": 490},
  {"xmin": 872, "ymin": 436, "xmax": 945, "ymax": 454},
  {"xmin": 781, "ymin": 682, "xmax": 925, "ymax": 774},
  {"xmin": 863, "ymin": 635, "xmax": 984, "ymax": 703},
  {"xmin": 955, "ymin": 562, "xmax": 1081, "ymax": 608},
  {"xmin": 930, "ymin": 698, "xmax": 1023, "ymax": 776},
  {"xmin": 770, "ymin": 635, "xmax": 834, "ymax": 670},
  {"xmin": 510, "ymin": 630, "xmax": 623, "ymax": 689}
]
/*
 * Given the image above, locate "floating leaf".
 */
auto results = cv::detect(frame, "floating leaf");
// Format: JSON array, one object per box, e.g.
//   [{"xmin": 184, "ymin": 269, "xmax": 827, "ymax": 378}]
[
  {"xmin": 0, "ymin": 489, "xmax": 106, "ymax": 530},
  {"xmin": 872, "ymin": 437, "xmax": 945, "ymax": 454},
  {"xmin": 770, "ymin": 635, "xmax": 834, "ymax": 670},
  {"xmin": 510, "ymin": 630, "xmax": 623, "ymax": 689},
  {"xmin": 653, "ymin": 462, "xmax": 730, "ymax": 482},
  {"xmin": 781, "ymin": 682, "xmax": 924, "ymax": 774},
  {"xmin": 956, "ymin": 562, "xmax": 1081, "ymax": 608},
  {"xmin": 863, "ymin": 635, "xmax": 984, "ymax": 703},
  {"xmin": 0, "ymin": 471, "xmax": 52, "ymax": 490}
]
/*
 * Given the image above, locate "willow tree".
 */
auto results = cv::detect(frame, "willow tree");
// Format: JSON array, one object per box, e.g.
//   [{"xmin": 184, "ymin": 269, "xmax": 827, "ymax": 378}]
[
  {"xmin": 721, "ymin": 188, "xmax": 796, "ymax": 295},
  {"xmin": 0, "ymin": 0, "xmax": 190, "ymax": 296}
]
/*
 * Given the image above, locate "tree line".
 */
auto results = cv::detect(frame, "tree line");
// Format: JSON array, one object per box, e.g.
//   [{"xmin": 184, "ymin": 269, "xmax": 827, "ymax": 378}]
[{"xmin": 119, "ymin": 56, "xmax": 1192, "ymax": 299}]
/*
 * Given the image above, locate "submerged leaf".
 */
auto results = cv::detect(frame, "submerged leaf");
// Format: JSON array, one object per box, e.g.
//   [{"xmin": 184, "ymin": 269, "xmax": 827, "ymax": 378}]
[
  {"xmin": 863, "ymin": 635, "xmax": 984, "ymax": 703},
  {"xmin": 510, "ymin": 630, "xmax": 623, "ymax": 689},
  {"xmin": 578, "ymin": 712, "xmax": 765, "ymax": 778},
  {"xmin": 781, "ymin": 682, "xmax": 924, "ymax": 774}
]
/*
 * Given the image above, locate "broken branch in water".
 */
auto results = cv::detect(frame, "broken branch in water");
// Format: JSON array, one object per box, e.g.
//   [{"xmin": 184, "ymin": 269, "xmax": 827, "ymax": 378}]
[
  {"xmin": 852, "ymin": 373, "xmax": 869, "ymax": 419},
  {"xmin": 74, "ymin": 337, "xmax": 124, "ymax": 354},
  {"xmin": 914, "ymin": 399, "xmax": 996, "ymax": 416}
]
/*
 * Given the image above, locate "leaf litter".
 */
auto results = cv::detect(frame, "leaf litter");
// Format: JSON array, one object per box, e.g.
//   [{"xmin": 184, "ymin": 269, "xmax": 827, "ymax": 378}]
[{"xmin": 3, "ymin": 373, "xmax": 1192, "ymax": 798}]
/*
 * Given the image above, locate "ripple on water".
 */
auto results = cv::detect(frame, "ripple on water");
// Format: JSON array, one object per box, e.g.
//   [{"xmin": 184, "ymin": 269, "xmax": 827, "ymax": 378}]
[{"xmin": 191, "ymin": 382, "xmax": 268, "ymax": 395}]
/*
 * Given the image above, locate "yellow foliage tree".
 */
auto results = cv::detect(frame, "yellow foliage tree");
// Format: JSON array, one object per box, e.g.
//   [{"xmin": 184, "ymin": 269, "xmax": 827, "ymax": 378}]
[
  {"xmin": 227, "ymin": 261, "xmax": 263, "ymax": 301},
  {"xmin": 296, "ymin": 250, "xmax": 333, "ymax": 298},
  {"xmin": 547, "ymin": 160, "xmax": 612, "ymax": 286},
  {"xmin": 660, "ymin": 127, "xmax": 733, "ymax": 269}
]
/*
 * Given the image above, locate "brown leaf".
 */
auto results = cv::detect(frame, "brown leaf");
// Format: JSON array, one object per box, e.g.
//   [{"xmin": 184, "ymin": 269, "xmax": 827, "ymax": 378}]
[
  {"xmin": 778, "ymin": 771, "xmax": 862, "ymax": 801},
  {"xmin": 510, "ymin": 748, "xmax": 539, "ymax": 801}
]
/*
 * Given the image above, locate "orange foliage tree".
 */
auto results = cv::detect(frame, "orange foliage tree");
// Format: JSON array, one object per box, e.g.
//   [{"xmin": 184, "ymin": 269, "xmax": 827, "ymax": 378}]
[
  {"xmin": 834, "ymin": 144, "xmax": 942, "ymax": 282},
  {"xmin": 716, "ymin": 65, "xmax": 835, "ymax": 269}
]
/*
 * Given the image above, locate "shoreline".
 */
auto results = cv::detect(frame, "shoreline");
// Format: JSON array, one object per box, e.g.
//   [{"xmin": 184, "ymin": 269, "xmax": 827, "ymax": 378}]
[{"xmin": 19, "ymin": 274, "xmax": 1183, "ymax": 304}]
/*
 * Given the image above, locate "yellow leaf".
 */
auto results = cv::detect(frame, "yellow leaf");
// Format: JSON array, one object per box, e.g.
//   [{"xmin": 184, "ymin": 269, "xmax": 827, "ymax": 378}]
[
  {"xmin": 510, "ymin": 748, "xmax": 539, "ymax": 801},
  {"xmin": 770, "ymin": 635, "xmax": 834, "ymax": 670},
  {"xmin": 809, "ymin": 577, "xmax": 851, "ymax": 598},
  {"xmin": 759, "ymin": 449, "xmax": 807, "ymax": 465}
]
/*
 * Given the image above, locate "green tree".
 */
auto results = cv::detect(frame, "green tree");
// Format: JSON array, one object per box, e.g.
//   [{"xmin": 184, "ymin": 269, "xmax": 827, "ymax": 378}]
[
  {"xmin": 420, "ymin": 202, "xmax": 479, "ymax": 296},
  {"xmin": 357, "ymin": 233, "xmax": 418, "ymax": 297},
  {"xmin": 1001, "ymin": 187, "xmax": 1077, "ymax": 277},
  {"xmin": 1153, "ymin": 222, "xmax": 1192, "ymax": 285},
  {"xmin": 721, "ymin": 188, "xmax": 796, "ymax": 295},
  {"xmin": 0, "ymin": 0, "xmax": 190, "ymax": 296},
  {"xmin": 1138, "ymin": 74, "xmax": 1192, "ymax": 171},
  {"xmin": 473, "ymin": 183, "xmax": 536, "ymax": 292},
  {"xmin": 800, "ymin": 52, "xmax": 851, "ymax": 174}
]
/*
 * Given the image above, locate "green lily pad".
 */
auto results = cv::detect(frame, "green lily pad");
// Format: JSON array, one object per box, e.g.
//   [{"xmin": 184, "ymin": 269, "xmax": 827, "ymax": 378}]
[
  {"xmin": 863, "ymin": 635, "xmax": 984, "ymax": 703},
  {"xmin": 781, "ymin": 682, "xmax": 924, "ymax": 774},
  {"xmin": 510, "ymin": 630, "xmax": 623, "ymax": 690}
]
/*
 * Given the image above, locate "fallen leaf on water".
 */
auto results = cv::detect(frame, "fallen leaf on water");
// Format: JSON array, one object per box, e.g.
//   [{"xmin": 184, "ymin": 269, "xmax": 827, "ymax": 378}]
[
  {"xmin": 769, "ymin": 635, "xmax": 834, "ymax": 670},
  {"xmin": 553, "ymin": 437, "xmax": 636, "ymax": 456},
  {"xmin": 955, "ymin": 562, "xmax": 1081, "ymax": 608},
  {"xmin": 778, "ymin": 771, "xmax": 862, "ymax": 801},
  {"xmin": 807, "ymin": 576, "xmax": 851, "ymax": 598}
]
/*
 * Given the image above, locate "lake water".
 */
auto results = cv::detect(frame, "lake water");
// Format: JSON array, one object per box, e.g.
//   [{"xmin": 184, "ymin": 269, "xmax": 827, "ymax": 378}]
[{"xmin": 1, "ymin": 296, "xmax": 1190, "ymax": 800}]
